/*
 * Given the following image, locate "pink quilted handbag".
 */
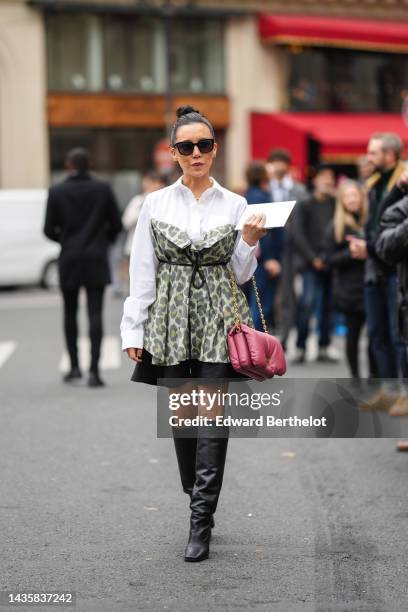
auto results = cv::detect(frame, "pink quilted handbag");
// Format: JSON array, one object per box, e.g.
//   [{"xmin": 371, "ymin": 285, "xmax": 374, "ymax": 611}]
[{"xmin": 227, "ymin": 271, "xmax": 286, "ymax": 381}]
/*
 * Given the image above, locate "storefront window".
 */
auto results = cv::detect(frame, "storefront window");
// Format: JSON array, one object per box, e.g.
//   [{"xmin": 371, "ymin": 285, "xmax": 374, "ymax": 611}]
[
  {"xmin": 49, "ymin": 127, "xmax": 226, "ymax": 198},
  {"xmin": 46, "ymin": 14, "xmax": 224, "ymax": 94},
  {"xmin": 49, "ymin": 127, "xmax": 166, "ymax": 208},
  {"xmin": 50, "ymin": 128, "xmax": 164, "ymax": 173},
  {"xmin": 288, "ymin": 47, "xmax": 408, "ymax": 113}
]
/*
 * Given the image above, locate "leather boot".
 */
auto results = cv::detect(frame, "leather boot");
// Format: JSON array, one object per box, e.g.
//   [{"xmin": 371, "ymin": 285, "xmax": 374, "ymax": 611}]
[
  {"xmin": 172, "ymin": 427, "xmax": 215, "ymax": 528},
  {"xmin": 172, "ymin": 426, "xmax": 197, "ymax": 497},
  {"xmin": 184, "ymin": 426, "xmax": 229, "ymax": 562}
]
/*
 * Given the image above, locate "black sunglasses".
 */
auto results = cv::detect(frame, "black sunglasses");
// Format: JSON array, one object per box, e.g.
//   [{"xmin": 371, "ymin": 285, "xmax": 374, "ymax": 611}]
[{"xmin": 173, "ymin": 138, "xmax": 215, "ymax": 156}]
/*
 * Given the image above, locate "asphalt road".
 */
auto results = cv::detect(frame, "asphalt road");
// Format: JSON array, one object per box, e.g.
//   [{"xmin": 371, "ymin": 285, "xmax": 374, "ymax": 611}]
[{"xmin": 0, "ymin": 288, "xmax": 407, "ymax": 612}]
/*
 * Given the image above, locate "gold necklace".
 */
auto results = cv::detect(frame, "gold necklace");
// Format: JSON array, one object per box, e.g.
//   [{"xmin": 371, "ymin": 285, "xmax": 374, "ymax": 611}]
[{"xmin": 189, "ymin": 179, "xmax": 213, "ymax": 202}]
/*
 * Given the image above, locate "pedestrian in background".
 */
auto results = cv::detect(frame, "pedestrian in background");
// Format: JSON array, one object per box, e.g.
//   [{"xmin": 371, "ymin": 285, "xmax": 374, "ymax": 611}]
[
  {"xmin": 291, "ymin": 165, "xmax": 337, "ymax": 363},
  {"xmin": 323, "ymin": 180, "xmax": 370, "ymax": 379},
  {"xmin": 244, "ymin": 161, "xmax": 284, "ymax": 331},
  {"xmin": 266, "ymin": 148, "xmax": 307, "ymax": 204},
  {"xmin": 265, "ymin": 148, "xmax": 308, "ymax": 349},
  {"xmin": 356, "ymin": 155, "xmax": 375, "ymax": 185},
  {"xmin": 376, "ymin": 168, "xmax": 408, "ymax": 424},
  {"xmin": 348, "ymin": 133, "xmax": 406, "ymax": 411},
  {"xmin": 44, "ymin": 147, "xmax": 123, "ymax": 387},
  {"xmin": 122, "ymin": 170, "xmax": 166, "ymax": 260}
]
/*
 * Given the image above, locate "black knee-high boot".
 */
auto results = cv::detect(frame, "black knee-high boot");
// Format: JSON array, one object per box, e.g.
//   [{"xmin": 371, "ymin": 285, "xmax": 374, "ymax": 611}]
[
  {"xmin": 172, "ymin": 426, "xmax": 215, "ymax": 529},
  {"xmin": 184, "ymin": 426, "xmax": 229, "ymax": 562},
  {"xmin": 172, "ymin": 426, "xmax": 197, "ymax": 498}
]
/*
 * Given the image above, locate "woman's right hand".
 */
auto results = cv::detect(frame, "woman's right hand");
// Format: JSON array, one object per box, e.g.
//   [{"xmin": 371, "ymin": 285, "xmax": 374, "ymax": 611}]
[{"xmin": 126, "ymin": 348, "xmax": 143, "ymax": 362}]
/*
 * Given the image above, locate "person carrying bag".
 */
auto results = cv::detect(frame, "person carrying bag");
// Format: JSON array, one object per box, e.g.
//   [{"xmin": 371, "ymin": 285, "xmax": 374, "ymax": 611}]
[{"xmin": 121, "ymin": 106, "xmax": 273, "ymax": 562}]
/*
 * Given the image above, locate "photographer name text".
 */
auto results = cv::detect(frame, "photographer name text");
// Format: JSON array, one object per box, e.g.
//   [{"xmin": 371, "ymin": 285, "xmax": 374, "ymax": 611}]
[{"xmin": 169, "ymin": 415, "xmax": 327, "ymax": 428}]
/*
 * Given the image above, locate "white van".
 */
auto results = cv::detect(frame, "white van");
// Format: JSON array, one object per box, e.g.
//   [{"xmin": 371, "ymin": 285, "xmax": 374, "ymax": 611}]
[{"xmin": 0, "ymin": 190, "xmax": 60, "ymax": 288}]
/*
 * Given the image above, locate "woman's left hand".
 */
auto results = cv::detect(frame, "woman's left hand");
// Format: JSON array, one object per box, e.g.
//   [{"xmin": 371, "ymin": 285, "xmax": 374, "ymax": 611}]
[{"xmin": 242, "ymin": 214, "xmax": 267, "ymax": 247}]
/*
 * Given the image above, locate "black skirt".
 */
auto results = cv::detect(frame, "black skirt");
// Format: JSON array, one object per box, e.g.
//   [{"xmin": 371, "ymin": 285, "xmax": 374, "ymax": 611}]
[{"xmin": 131, "ymin": 348, "xmax": 251, "ymax": 388}]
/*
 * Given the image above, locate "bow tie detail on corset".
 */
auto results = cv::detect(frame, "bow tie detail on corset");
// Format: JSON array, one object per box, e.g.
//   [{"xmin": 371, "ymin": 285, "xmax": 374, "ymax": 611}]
[{"xmin": 185, "ymin": 251, "xmax": 206, "ymax": 290}]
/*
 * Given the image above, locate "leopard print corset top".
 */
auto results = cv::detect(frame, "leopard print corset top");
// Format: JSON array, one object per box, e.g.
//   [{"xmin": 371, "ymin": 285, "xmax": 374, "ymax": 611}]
[{"xmin": 143, "ymin": 219, "xmax": 253, "ymax": 366}]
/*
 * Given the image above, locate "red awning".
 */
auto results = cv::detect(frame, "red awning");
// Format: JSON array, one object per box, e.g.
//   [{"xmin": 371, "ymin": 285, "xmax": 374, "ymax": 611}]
[
  {"xmin": 251, "ymin": 112, "xmax": 408, "ymax": 179},
  {"xmin": 259, "ymin": 14, "xmax": 408, "ymax": 53}
]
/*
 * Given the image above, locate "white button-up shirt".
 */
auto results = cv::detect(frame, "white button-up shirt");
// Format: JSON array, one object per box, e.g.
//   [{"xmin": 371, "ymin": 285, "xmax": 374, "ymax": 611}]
[
  {"xmin": 270, "ymin": 175, "xmax": 294, "ymax": 203},
  {"xmin": 120, "ymin": 176, "xmax": 258, "ymax": 350}
]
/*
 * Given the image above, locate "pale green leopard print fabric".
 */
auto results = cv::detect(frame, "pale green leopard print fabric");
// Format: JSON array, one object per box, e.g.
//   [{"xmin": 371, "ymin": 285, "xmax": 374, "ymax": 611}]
[{"xmin": 143, "ymin": 219, "xmax": 254, "ymax": 366}]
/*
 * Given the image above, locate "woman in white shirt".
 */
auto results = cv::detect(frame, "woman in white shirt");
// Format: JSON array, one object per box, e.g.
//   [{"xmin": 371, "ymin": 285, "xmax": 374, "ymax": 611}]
[{"xmin": 121, "ymin": 105, "xmax": 266, "ymax": 562}]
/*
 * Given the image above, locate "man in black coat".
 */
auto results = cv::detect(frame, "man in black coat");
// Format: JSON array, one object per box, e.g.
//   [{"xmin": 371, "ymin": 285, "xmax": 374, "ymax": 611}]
[
  {"xmin": 348, "ymin": 133, "xmax": 406, "ymax": 411},
  {"xmin": 376, "ymin": 170, "xmax": 408, "ymax": 429},
  {"xmin": 44, "ymin": 148, "xmax": 123, "ymax": 387}
]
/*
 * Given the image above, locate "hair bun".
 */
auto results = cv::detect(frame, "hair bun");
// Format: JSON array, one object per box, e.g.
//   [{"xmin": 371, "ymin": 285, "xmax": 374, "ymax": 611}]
[{"xmin": 176, "ymin": 105, "xmax": 199, "ymax": 118}]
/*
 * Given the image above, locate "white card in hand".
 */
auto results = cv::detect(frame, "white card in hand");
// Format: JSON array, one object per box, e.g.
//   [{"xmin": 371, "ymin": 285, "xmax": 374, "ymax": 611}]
[{"xmin": 235, "ymin": 200, "xmax": 297, "ymax": 230}]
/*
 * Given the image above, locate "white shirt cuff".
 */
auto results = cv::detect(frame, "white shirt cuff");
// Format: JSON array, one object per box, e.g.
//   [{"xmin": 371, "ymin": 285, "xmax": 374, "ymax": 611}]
[
  {"xmin": 121, "ymin": 329, "xmax": 144, "ymax": 351},
  {"xmin": 237, "ymin": 235, "xmax": 258, "ymax": 255}
]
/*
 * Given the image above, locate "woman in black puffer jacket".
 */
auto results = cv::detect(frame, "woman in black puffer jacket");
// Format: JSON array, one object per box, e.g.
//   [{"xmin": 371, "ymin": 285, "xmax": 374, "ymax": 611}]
[{"xmin": 323, "ymin": 180, "xmax": 369, "ymax": 379}]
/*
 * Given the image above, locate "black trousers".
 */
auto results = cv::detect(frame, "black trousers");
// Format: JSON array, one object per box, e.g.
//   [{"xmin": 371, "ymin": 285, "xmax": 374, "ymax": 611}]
[
  {"xmin": 344, "ymin": 310, "xmax": 377, "ymax": 379},
  {"xmin": 61, "ymin": 286, "xmax": 105, "ymax": 373}
]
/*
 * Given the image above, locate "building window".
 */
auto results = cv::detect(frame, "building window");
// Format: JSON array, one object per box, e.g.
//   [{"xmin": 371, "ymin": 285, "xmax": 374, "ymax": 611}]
[
  {"xmin": 104, "ymin": 17, "xmax": 164, "ymax": 92},
  {"xmin": 46, "ymin": 14, "xmax": 224, "ymax": 94},
  {"xmin": 50, "ymin": 127, "xmax": 164, "ymax": 173},
  {"xmin": 169, "ymin": 19, "xmax": 224, "ymax": 93},
  {"xmin": 46, "ymin": 14, "xmax": 104, "ymax": 91},
  {"xmin": 288, "ymin": 47, "xmax": 408, "ymax": 112}
]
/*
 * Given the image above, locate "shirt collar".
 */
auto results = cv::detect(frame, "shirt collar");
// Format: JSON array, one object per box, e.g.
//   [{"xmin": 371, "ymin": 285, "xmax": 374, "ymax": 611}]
[
  {"xmin": 270, "ymin": 174, "xmax": 294, "ymax": 190},
  {"xmin": 173, "ymin": 175, "xmax": 223, "ymax": 196}
]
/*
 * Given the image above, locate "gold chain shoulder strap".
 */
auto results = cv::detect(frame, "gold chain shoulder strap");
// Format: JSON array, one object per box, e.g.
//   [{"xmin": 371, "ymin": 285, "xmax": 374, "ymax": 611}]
[{"xmin": 227, "ymin": 266, "xmax": 269, "ymax": 334}]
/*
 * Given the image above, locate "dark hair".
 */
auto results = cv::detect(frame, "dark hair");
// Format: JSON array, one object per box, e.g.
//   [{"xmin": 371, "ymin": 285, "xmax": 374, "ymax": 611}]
[
  {"xmin": 245, "ymin": 161, "xmax": 268, "ymax": 188},
  {"xmin": 267, "ymin": 148, "xmax": 292, "ymax": 164},
  {"xmin": 170, "ymin": 105, "xmax": 215, "ymax": 146},
  {"xmin": 314, "ymin": 163, "xmax": 335, "ymax": 177},
  {"xmin": 66, "ymin": 147, "xmax": 90, "ymax": 173}
]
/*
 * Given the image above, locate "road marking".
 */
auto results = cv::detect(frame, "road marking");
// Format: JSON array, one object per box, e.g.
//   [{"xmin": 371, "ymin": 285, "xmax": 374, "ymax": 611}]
[
  {"xmin": 59, "ymin": 335, "xmax": 122, "ymax": 372},
  {"xmin": 0, "ymin": 341, "xmax": 17, "ymax": 368}
]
